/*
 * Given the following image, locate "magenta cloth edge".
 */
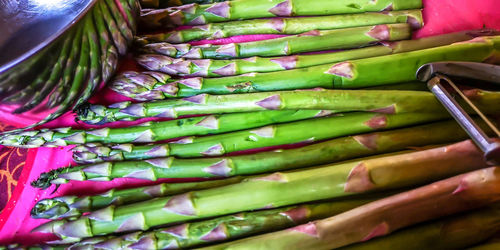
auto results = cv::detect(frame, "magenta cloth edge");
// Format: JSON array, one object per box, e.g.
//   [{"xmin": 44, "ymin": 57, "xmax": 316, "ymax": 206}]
[{"xmin": 0, "ymin": 0, "xmax": 499, "ymax": 244}]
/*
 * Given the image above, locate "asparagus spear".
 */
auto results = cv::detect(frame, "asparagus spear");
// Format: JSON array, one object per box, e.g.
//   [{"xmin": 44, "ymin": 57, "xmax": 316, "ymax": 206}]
[
  {"xmin": 98, "ymin": 0, "xmax": 128, "ymax": 56},
  {"xmin": 137, "ymin": 30, "xmax": 493, "ymax": 77},
  {"xmin": 32, "ymin": 177, "xmax": 245, "ymax": 219},
  {"xmin": 342, "ymin": 206, "xmax": 500, "ymax": 250},
  {"xmin": 130, "ymin": 36, "xmax": 500, "ymax": 99},
  {"xmin": 77, "ymin": 89, "xmax": 500, "ymax": 124},
  {"xmin": 206, "ymin": 167, "xmax": 500, "ymax": 250},
  {"xmin": 117, "ymin": 0, "xmax": 139, "ymax": 35},
  {"xmin": 93, "ymin": 0, "xmax": 119, "ymax": 82},
  {"xmin": 0, "ymin": 110, "xmax": 329, "ymax": 147},
  {"xmin": 147, "ymin": 0, "xmax": 422, "ymax": 26},
  {"xmin": 32, "ymin": 118, "xmax": 474, "ymax": 187},
  {"xmin": 139, "ymin": 24, "xmax": 411, "ymax": 59},
  {"xmin": 31, "ymin": 140, "xmax": 490, "ymax": 240},
  {"xmin": 138, "ymin": 10, "xmax": 421, "ymax": 44},
  {"xmin": 70, "ymin": 112, "xmax": 447, "ymax": 164},
  {"xmin": 88, "ymin": 198, "xmax": 376, "ymax": 249},
  {"xmin": 104, "ymin": 0, "xmax": 134, "ymax": 45}
]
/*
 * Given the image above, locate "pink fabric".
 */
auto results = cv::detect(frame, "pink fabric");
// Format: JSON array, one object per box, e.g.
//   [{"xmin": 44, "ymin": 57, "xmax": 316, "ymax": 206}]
[{"xmin": 0, "ymin": 0, "xmax": 499, "ymax": 245}]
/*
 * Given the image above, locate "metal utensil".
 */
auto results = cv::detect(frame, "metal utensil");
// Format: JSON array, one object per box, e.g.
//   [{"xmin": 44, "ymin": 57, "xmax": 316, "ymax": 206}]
[
  {"xmin": 416, "ymin": 61, "xmax": 500, "ymax": 164},
  {"xmin": 0, "ymin": 0, "xmax": 139, "ymax": 130},
  {"xmin": 0, "ymin": 0, "xmax": 97, "ymax": 100}
]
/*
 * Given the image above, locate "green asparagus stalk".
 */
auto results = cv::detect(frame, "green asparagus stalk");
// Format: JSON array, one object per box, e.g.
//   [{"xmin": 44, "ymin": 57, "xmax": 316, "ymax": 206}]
[
  {"xmin": 32, "ymin": 176, "xmax": 245, "ymax": 219},
  {"xmin": 98, "ymin": 0, "xmax": 128, "ymax": 56},
  {"xmin": 32, "ymin": 118, "xmax": 477, "ymax": 188},
  {"xmin": 89, "ymin": 198, "xmax": 377, "ymax": 249},
  {"xmin": 137, "ymin": 30, "xmax": 493, "ymax": 77},
  {"xmin": 78, "ymin": 89, "xmax": 500, "ymax": 124},
  {"xmin": 138, "ymin": 10, "xmax": 421, "ymax": 44},
  {"xmin": 0, "ymin": 110, "xmax": 328, "ymax": 148},
  {"xmin": 104, "ymin": 0, "xmax": 134, "ymax": 45},
  {"xmin": 205, "ymin": 167, "xmax": 500, "ymax": 250},
  {"xmin": 140, "ymin": 24, "xmax": 411, "ymax": 59},
  {"xmin": 91, "ymin": 1, "xmax": 119, "ymax": 86},
  {"xmin": 70, "ymin": 112, "xmax": 447, "ymax": 164},
  {"xmin": 148, "ymin": 0, "xmax": 422, "ymax": 26},
  {"xmin": 130, "ymin": 36, "xmax": 500, "ymax": 99},
  {"xmin": 31, "ymin": 140, "xmax": 490, "ymax": 240},
  {"xmin": 117, "ymin": 0, "xmax": 139, "ymax": 36},
  {"xmin": 342, "ymin": 206, "xmax": 500, "ymax": 250}
]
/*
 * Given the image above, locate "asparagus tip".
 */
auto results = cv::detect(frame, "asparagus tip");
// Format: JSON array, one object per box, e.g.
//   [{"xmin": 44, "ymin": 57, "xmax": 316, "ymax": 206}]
[
  {"xmin": 31, "ymin": 167, "xmax": 71, "ymax": 189},
  {"xmin": 30, "ymin": 198, "xmax": 70, "ymax": 219},
  {"xmin": 74, "ymin": 102, "xmax": 91, "ymax": 117}
]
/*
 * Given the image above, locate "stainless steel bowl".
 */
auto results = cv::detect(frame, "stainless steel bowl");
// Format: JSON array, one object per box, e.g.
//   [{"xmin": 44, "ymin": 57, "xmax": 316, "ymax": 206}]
[{"xmin": 0, "ymin": 0, "xmax": 139, "ymax": 129}]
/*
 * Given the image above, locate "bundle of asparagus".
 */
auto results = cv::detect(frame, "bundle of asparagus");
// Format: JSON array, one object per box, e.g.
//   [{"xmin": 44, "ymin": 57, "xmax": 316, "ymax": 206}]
[
  {"xmin": 121, "ymin": 35, "xmax": 500, "ymax": 101},
  {"xmin": 71, "ymin": 197, "xmax": 379, "ymax": 248},
  {"xmin": 32, "ymin": 120, "xmax": 477, "ymax": 187},
  {"xmin": 206, "ymin": 167, "xmax": 500, "ymax": 249},
  {"xmin": 32, "ymin": 140, "xmax": 491, "ymax": 242},
  {"xmin": 139, "ymin": 0, "xmax": 423, "ymax": 27},
  {"xmin": 137, "ymin": 31, "xmax": 492, "ymax": 77},
  {"xmin": 137, "ymin": 10, "xmax": 422, "ymax": 44},
  {"xmin": 70, "ymin": 112, "xmax": 449, "ymax": 164}
]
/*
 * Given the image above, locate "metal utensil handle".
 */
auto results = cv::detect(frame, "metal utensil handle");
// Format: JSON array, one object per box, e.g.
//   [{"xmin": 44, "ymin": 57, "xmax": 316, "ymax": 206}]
[{"xmin": 428, "ymin": 74, "xmax": 500, "ymax": 164}]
